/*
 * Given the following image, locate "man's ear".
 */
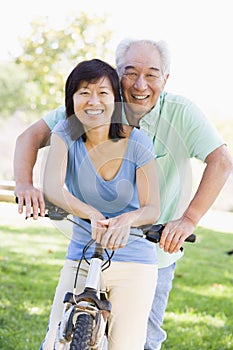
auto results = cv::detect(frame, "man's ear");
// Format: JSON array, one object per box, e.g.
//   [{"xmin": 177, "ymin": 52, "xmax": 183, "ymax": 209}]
[{"xmin": 162, "ymin": 74, "xmax": 169, "ymax": 89}]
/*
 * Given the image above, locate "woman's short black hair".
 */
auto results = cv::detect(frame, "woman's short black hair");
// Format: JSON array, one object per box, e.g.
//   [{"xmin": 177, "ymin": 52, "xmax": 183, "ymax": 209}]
[{"xmin": 65, "ymin": 58, "xmax": 124, "ymax": 141}]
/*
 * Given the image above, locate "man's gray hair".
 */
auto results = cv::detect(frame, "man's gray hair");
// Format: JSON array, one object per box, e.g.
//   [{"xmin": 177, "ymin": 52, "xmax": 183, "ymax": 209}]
[{"xmin": 115, "ymin": 38, "xmax": 171, "ymax": 77}]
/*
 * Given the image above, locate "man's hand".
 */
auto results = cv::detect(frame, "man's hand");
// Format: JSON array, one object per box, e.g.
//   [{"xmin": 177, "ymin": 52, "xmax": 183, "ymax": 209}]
[
  {"xmin": 159, "ymin": 216, "xmax": 196, "ymax": 253},
  {"xmin": 13, "ymin": 119, "xmax": 51, "ymax": 219},
  {"xmin": 15, "ymin": 184, "xmax": 45, "ymax": 219}
]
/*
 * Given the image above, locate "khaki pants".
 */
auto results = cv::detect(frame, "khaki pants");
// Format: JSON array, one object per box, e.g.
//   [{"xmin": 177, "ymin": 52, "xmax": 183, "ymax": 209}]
[{"xmin": 42, "ymin": 259, "xmax": 158, "ymax": 350}]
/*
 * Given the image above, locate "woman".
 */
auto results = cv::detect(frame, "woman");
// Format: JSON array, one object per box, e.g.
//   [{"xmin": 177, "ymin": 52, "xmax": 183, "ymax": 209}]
[{"xmin": 42, "ymin": 58, "xmax": 160, "ymax": 350}]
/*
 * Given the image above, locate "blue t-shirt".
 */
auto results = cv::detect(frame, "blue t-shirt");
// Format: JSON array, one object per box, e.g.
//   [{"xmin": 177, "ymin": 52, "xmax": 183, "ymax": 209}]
[{"xmin": 53, "ymin": 120, "xmax": 157, "ymax": 264}]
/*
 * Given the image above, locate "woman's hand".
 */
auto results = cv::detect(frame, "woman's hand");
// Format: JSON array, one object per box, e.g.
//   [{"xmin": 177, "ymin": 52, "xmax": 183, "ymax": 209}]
[
  {"xmin": 90, "ymin": 212, "xmax": 108, "ymax": 243},
  {"xmin": 96, "ymin": 214, "xmax": 132, "ymax": 250}
]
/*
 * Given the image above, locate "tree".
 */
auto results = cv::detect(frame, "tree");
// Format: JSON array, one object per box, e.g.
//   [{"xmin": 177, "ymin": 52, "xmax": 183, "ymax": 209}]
[
  {"xmin": 15, "ymin": 13, "xmax": 113, "ymax": 115},
  {"xmin": 0, "ymin": 62, "xmax": 28, "ymax": 119}
]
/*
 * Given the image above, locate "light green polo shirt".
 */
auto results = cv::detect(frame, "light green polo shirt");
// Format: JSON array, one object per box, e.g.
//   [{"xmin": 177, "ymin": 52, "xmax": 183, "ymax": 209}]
[
  {"xmin": 43, "ymin": 92, "xmax": 224, "ymax": 267},
  {"xmin": 138, "ymin": 92, "xmax": 224, "ymax": 267}
]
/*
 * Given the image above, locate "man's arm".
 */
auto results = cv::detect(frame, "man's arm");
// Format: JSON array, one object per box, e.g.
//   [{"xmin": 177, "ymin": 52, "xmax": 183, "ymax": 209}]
[
  {"xmin": 159, "ymin": 145, "xmax": 233, "ymax": 253},
  {"xmin": 14, "ymin": 119, "xmax": 51, "ymax": 219}
]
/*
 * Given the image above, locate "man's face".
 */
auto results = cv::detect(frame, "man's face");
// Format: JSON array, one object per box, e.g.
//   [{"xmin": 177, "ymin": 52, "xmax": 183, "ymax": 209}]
[{"xmin": 120, "ymin": 43, "xmax": 169, "ymax": 123}]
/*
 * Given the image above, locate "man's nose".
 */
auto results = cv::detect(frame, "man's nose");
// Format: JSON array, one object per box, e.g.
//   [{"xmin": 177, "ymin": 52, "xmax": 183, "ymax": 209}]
[{"xmin": 133, "ymin": 74, "xmax": 148, "ymax": 90}]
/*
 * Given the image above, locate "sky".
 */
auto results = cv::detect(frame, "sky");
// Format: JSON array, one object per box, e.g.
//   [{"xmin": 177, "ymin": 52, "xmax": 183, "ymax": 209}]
[{"xmin": 1, "ymin": 0, "xmax": 232, "ymax": 120}]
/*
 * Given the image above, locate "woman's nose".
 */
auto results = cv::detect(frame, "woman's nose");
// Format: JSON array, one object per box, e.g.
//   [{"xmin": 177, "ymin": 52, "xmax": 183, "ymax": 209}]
[{"xmin": 88, "ymin": 93, "xmax": 99, "ymax": 105}]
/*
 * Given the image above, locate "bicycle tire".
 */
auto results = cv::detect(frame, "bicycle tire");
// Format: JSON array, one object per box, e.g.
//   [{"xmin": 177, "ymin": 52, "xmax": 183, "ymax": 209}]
[{"xmin": 69, "ymin": 313, "xmax": 93, "ymax": 350}]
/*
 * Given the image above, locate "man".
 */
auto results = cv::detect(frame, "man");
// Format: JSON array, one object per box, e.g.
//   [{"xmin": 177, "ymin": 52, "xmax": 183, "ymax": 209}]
[{"xmin": 14, "ymin": 38, "xmax": 233, "ymax": 349}]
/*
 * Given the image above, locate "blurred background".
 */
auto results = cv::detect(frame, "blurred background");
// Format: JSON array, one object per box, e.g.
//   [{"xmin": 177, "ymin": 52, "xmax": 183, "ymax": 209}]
[{"xmin": 0, "ymin": 0, "xmax": 232, "ymax": 211}]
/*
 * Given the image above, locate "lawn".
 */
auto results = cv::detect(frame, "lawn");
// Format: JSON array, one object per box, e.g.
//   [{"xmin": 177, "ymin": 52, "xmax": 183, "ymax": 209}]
[{"xmin": 0, "ymin": 222, "xmax": 232, "ymax": 350}]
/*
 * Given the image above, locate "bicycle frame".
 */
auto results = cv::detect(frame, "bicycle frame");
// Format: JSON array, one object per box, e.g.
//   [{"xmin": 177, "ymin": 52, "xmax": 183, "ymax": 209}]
[{"xmin": 56, "ymin": 242, "xmax": 111, "ymax": 350}]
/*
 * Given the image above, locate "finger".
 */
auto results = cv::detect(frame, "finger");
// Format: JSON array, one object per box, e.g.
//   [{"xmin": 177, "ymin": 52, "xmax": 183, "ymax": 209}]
[
  {"xmin": 97, "ymin": 227, "xmax": 108, "ymax": 244},
  {"xmin": 91, "ymin": 222, "xmax": 98, "ymax": 241},
  {"xmin": 108, "ymin": 232, "xmax": 122, "ymax": 250},
  {"xmin": 97, "ymin": 219, "xmax": 110, "ymax": 227},
  {"xmin": 38, "ymin": 193, "xmax": 46, "ymax": 217},
  {"xmin": 100, "ymin": 228, "xmax": 113, "ymax": 249},
  {"xmin": 31, "ymin": 197, "xmax": 39, "ymax": 220},
  {"xmin": 92, "ymin": 225, "xmax": 106, "ymax": 243},
  {"xmin": 159, "ymin": 226, "xmax": 170, "ymax": 248},
  {"xmin": 31, "ymin": 190, "xmax": 45, "ymax": 219},
  {"xmin": 107, "ymin": 229, "xmax": 129, "ymax": 250},
  {"xmin": 120, "ymin": 233, "xmax": 128, "ymax": 247},
  {"xmin": 113, "ymin": 236, "xmax": 127, "ymax": 249},
  {"xmin": 165, "ymin": 230, "xmax": 187, "ymax": 253},
  {"xmin": 112, "ymin": 240, "xmax": 122, "ymax": 250},
  {"xmin": 17, "ymin": 195, "xmax": 24, "ymax": 214},
  {"xmin": 170, "ymin": 242, "xmax": 182, "ymax": 253},
  {"xmin": 163, "ymin": 235, "xmax": 174, "ymax": 252},
  {"xmin": 167, "ymin": 237, "xmax": 183, "ymax": 253},
  {"xmin": 90, "ymin": 217, "xmax": 98, "ymax": 240},
  {"xmin": 25, "ymin": 196, "xmax": 32, "ymax": 218},
  {"xmin": 169, "ymin": 234, "xmax": 186, "ymax": 253},
  {"xmin": 166, "ymin": 236, "xmax": 180, "ymax": 253},
  {"xmin": 160, "ymin": 227, "xmax": 175, "ymax": 252}
]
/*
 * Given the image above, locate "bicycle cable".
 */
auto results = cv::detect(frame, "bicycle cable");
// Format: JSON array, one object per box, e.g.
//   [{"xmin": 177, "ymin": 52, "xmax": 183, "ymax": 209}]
[{"xmin": 73, "ymin": 238, "xmax": 115, "ymax": 294}]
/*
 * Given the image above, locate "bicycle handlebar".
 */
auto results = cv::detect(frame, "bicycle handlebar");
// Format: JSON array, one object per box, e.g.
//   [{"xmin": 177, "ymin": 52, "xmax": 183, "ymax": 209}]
[{"xmin": 15, "ymin": 198, "xmax": 196, "ymax": 243}]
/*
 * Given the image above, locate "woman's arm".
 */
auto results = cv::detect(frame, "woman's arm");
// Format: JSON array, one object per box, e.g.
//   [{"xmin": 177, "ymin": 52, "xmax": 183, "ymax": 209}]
[
  {"xmin": 133, "ymin": 158, "xmax": 160, "ymax": 225},
  {"xmin": 43, "ymin": 133, "xmax": 104, "ymax": 221}
]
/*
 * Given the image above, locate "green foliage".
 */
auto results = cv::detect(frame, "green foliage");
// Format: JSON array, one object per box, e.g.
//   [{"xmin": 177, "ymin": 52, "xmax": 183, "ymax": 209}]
[
  {"xmin": 0, "ymin": 62, "xmax": 28, "ymax": 118},
  {"xmin": 0, "ymin": 222, "xmax": 232, "ymax": 349},
  {"xmin": 14, "ymin": 13, "xmax": 113, "ymax": 115}
]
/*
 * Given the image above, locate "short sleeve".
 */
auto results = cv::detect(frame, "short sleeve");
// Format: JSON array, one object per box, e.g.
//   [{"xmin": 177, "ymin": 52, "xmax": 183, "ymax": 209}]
[
  {"xmin": 131, "ymin": 129, "xmax": 155, "ymax": 169},
  {"xmin": 181, "ymin": 102, "xmax": 225, "ymax": 162},
  {"xmin": 42, "ymin": 105, "xmax": 66, "ymax": 131},
  {"xmin": 52, "ymin": 119, "xmax": 73, "ymax": 149}
]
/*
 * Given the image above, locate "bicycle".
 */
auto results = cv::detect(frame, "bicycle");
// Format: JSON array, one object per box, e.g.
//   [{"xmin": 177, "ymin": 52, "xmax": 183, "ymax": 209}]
[{"xmin": 23, "ymin": 200, "xmax": 196, "ymax": 350}]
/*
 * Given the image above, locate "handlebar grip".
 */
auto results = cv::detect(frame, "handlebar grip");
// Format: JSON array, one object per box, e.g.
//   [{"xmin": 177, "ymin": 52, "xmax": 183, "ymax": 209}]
[
  {"xmin": 184, "ymin": 233, "xmax": 196, "ymax": 243},
  {"xmin": 141, "ymin": 224, "xmax": 196, "ymax": 243},
  {"xmin": 144, "ymin": 224, "xmax": 164, "ymax": 243}
]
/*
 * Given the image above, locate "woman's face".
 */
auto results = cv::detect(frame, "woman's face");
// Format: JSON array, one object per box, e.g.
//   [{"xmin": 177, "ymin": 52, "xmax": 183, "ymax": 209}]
[{"xmin": 73, "ymin": 77, "xmax": 115, "ymax": 130}]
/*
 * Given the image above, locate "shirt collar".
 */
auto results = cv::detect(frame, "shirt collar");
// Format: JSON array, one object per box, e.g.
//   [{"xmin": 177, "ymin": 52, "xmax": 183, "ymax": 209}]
[{"xmin": 139, "ymin": 92, "xmax": 165, "ymax": 128}]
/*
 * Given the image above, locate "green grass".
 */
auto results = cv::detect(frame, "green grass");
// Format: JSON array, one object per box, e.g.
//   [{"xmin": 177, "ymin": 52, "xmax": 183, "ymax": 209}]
[
  {"xmin": 163, "ymin": 227, "xmax": 233, "ymax": 349},
  {"xmin": 0, "ymin": 224, "xmax": 69, "ymax": 350},
  {"xmin": 0, "ymin": 224, "xmax": 233, "ymax": 350}
]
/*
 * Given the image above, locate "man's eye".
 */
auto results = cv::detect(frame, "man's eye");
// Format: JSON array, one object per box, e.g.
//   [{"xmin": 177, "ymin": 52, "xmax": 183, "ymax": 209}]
[{"xmin": 124, "ymin": 72, "xmax": 138, "ymax": 80}]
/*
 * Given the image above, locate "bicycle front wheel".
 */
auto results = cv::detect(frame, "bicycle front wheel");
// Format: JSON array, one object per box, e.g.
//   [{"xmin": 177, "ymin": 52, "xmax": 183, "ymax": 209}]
[{"xmin": 69, "ymin": 313, "xmax": 93, "ymax": 350}]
